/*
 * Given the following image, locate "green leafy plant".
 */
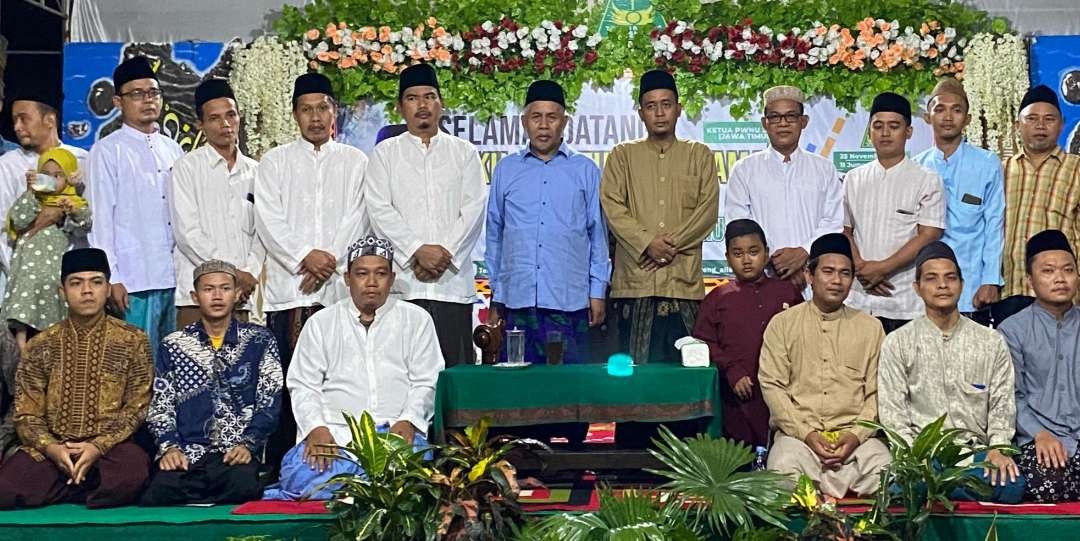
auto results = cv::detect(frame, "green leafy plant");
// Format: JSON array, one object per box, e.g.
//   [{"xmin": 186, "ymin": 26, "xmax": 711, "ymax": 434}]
[
  {"xmin": 322, "ymin": 411, "xmax": 440, "ymax": 541},
  {"xmin": 432, "ymin": 417, "xmax": 544, "ymax": 540},
  {"xmin": 646, "ymin": 425, "xmax": 791, "ymax": 535},
  {"xmin": 856, "ymin": 415, "xmax": 1017, "ymax": 541},
  {"xmin": 322, "ymin": 412, "xmax": 538, "ymax": 540}
]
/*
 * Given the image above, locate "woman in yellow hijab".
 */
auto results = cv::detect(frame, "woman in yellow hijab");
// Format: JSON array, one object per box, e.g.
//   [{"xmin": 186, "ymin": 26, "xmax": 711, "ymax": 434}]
[{"xmin": 0, "ymin": 147, "xmax": 93, "ymax": 350}]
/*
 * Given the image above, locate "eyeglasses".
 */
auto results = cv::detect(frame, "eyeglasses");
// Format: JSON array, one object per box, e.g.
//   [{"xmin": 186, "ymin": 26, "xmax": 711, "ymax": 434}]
[
  {"xmin": 118, "ymin": 88, "xmax": 163, "ymax": 102},
  {"xmin": 764, "ymin": 112, "xmax": 802, "ymax": 125}
]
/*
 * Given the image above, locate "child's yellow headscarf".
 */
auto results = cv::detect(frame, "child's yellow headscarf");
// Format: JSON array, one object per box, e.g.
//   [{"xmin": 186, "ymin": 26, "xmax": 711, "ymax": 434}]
[{"xmin": 5, "ymin": 148, "xmax": 88, "ymax": 240}]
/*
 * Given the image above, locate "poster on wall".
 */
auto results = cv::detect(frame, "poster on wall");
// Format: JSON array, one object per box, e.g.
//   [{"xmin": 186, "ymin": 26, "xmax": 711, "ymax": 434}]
[
  {"xmin": 63, "ymin": 42, "xmax": 935, "ymax": 284},
  {"xmin": 1029, "ymin": 35, "xmax": 1080, "ymax": 154}
]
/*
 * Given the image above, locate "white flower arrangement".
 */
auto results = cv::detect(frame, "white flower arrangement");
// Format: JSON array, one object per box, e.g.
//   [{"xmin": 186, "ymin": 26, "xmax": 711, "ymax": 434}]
[
  {"xmin": 963, "ymin": 33, "xmax": 1028, "ymax": 154},
  {"xmin": 230, "ymin": 36, "xmax": 307, "ymax": 159}
]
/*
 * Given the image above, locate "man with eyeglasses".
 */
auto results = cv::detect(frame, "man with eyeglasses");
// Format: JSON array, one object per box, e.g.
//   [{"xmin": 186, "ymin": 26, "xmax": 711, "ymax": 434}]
[
  {"xmin": 726, "ymin": 86, "xmax": 843, "ymax": 293},
  {"xmin": 600, "ymin": 69, "xmax": 719, "ymax": 367},
  {"xmin": 1001, "ymin": 85, "xmax": 1080, "ymax": 302},
  {"xmin": 86, "ymin": 56, "xmax": 184, "ymax": 357}
]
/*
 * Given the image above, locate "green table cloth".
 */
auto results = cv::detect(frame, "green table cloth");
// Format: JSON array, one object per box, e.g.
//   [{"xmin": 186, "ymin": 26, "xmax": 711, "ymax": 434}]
[{"xmin": 432, "ymin": 363, "xmax": 722, "ymax": 440}]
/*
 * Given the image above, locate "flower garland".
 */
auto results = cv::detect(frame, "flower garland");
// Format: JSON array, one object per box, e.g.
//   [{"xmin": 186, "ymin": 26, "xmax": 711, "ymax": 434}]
[
  {"xmin": 230, "ymin": 36, "xmax": 308, "ymax": 159},
  {"xmin": 302, "ymin": 17, "xmax": 603, "ymax": 76},
  {"xmin": 651, "ymin": 17, "xmax": 964, "ymax": 76},
  {"xmin": 963, "ymin": 33, "xmax": 1028, "ymax": 155}
]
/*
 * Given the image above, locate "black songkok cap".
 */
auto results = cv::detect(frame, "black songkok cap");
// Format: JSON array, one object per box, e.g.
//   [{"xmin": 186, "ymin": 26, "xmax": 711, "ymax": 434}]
[
  {"xmin": 1019, "ymin": 84, "xmax": 1061, "ymax": 114},
  {"xmin": 194, "ymin": 78, "xmax": 235, "ymax": 118},
  {"xmin": 112, "ymin": 56, "xmax": 157, "ymax": 93},
  {"xmin": 870, "ymin": 91, "xmax": 912, "ymax": 125},
  {"xmin": 809, "ymin": 233, "xmax": 852, "ymax": 261},
  {"xmin": 8, "ymin": 83, "xmax": 62, "ymax": 111},
  {"xmin": 398, "ymin": 63, "xmax": 440, "ymax": 99},
  {"xmin": 61, "ymin": 248, "xmax": 111, "ymax": 282},
  {"xmin": 292, "ymin": 72, "xmax": 335, "ymax": 108},
  {"xmin": 638, "ymin": 69, "xmax": 677, "ymax": 102},
  {"xmin": 724, "ymin": 219, "xmax": 767, "ymax": 248},
  {"xmin": 915, "ymin": 241, "xmax": 961, "ymax": 280},
  {"xmin": 525, "ymin": 80, "xmax": 565, "ymax": 108},
  {"xmin": 1026, "ymin": 229, "xmax": 1074, "ymax": 265}
]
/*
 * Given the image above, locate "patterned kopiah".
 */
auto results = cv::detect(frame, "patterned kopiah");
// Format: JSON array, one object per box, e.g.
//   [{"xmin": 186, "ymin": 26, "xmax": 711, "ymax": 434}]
[{"xmin": 347, "ymin": 234, "xmax": 394, "ymax": 265}]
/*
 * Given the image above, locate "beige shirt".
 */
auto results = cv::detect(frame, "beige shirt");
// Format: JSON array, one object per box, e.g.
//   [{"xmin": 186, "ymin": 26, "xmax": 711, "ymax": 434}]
[
  {"xmin": 879, "ymin": 315, "xmax": 1015, "ymax": 446},
  {"xmin": 759, "ymin": 301, "xmax": 885, "ymax": 442},
  {"xmin": 600, "ymin": 138, "xmax": 719, "ymax": 300},
  {"xmin": 843, "ymin": 158, "xmax": 945, "ymax": 320}
]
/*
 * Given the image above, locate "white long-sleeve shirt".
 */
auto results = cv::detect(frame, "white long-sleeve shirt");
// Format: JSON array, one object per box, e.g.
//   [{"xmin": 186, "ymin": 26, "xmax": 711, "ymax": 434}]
[
  {"xmin": 365, "ymin": 131, "xmax": 486, "ymax": 304},
  {"xmin": 287, "ymin": 297, "xmax": 445, "ymax": 443},
  {"xmin": 254, "ymin": 138, "xmax": 368, "ymax": 312},
  {"xmin": 86, "ymin": 124, "xmax": 184, "ymax": 292},
  {"xmin": 169, "ymin": 144, "xmax": 265, "ymax": 307},
  {"xmin": 725, "ymin": 147, "xmax": 844, "ymax": 255},
  {"xmin": 0, "ymin": 144, "xmax": 88, "ymax": 273}
]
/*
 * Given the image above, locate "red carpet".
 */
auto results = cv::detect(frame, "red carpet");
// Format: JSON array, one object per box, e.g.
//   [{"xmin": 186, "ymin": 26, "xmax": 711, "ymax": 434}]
[{"xmin": 232, "ymin": 500, "xmax": 331, "ymax": 515}]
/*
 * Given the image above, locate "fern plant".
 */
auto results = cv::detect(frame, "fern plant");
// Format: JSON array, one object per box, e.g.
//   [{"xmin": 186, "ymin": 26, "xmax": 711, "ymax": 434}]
[{"xmin": 857, "ymin": 415, "xmax": 1017, "ymax": 541}]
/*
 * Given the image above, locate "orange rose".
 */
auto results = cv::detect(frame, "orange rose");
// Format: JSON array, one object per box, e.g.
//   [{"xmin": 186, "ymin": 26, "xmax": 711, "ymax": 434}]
[
  {"xmin": 383, "ymin": 61, "xmax": 397, "ymax": 73},
  {"xmin": 379, "ymin": 26, "xmax": 392, "ymax": 42},
  {"xmin": 325, "ymin": 23, "xmax": 337, "ymax": 37},
  {"xmin": 332, "ymin": 34, "xmax": 343, "ymax": 45},
  {"xmin": 327, "ymin": 51, "xmax": 341, "ymax": 60},
  {"xmin": 828, "ymin": 52, "xmax": 843, "ymax": 65},
  {"xmin": 433, "ymin": 27, "xmax": 447, "ymax": 39},
  {"xmin": 371, "ymin": 51, "xmax": 384, "ymax": 63},
  {"xmin": 936, "ymin": 33, "xmax": 947, "ymax": 45},
  {"xmin": 920, "ymin": 23, "xmax": 930, "ymax": 35},
  {"xmin": 309, "ymin": 60, "xmax": 319, "ymax": 69},
  {"xmin": 353, "ymin": 50, "xmax": 368, "ymax": 62},
  {"xmin": 427, "ymin": 16, "xmax": 438, "ymax": 28},
  {"xmin": 316, "ymin": 51, "xmax": 331, "ymax": 62},
  {"xmin": 434, "ymin": 48, "xmax": 451, "ymax": 62},
  {"xmin": 927, "ymin": 47, "xmax": 939, "ymax": 59},
  {"xmin": 857, "ymin": 18, "xmax": 874, "ymax": 34},
  {"xmin": 305, "ymin": 29, "xmax": 320, "ymax": 40},
  {"xmin": 381, "ymin": 44, "xmax": 392, "ymax": 55},
  {"xmin": 338, "ymin": 57, "xmax": 357, "ymax": 69},
  {"xmin": 362, "ymin": 27, "xmax": 377, "ymax": 40},
  {"xmin": 880, "ymin": 21, "xmax": 892, "ymax": 32}
]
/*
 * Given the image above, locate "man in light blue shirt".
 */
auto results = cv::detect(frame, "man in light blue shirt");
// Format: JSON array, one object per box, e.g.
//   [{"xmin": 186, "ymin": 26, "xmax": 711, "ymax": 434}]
[
  {"xmin": 485, "ymin": 80, "xmax": 610, "ymax": 365},
  {"xmin": 914, "ymin": 78, "xmax": 1005, "ymax": 316}
]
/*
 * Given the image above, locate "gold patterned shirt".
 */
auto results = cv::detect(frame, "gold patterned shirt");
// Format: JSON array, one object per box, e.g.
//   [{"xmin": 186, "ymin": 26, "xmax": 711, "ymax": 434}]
[{"xmin": 14, "ymin": 314, "xmax": 153, "ymax": 460}]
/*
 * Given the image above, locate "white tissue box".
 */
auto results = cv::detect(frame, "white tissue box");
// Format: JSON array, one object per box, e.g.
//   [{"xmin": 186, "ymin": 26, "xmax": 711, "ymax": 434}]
[{"xmin": 674, "ymin": 337, "xmax": 710, "ymax": 368}]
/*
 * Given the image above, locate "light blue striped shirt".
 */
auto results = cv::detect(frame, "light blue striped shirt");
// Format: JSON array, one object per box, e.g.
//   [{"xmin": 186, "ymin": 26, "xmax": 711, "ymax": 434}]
[{"xmin": 914, "ymin": 142, "xmax": 1004, "ymax": 312}]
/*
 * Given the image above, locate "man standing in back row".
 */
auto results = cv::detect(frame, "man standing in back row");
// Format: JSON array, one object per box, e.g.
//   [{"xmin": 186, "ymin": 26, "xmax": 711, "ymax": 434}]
[
  {"xmin": 254, "ymin": 72, "xmax": 369, "ymax": 474},
  {"xmin": 86, "ymin": 56, "xmax": 184, "ymax": 355},
  {"xmin": 726, "ymin": 85, "xmax": 843, "ymax": 292},
  {"xmin": 601, "ymin": 69, "xmax": 719, "ymax": 365},
  {"xmin": 366, "ymin": 63, "xmax": 486, "ymax": 366}
]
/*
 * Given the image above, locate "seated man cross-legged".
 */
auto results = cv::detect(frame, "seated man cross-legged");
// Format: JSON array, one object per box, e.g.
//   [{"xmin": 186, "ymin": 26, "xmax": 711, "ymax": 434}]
[
  {"xmin": 999, "ymin": 229, "xmax": 1080, "ymax": 502},
  {"xmin": 759, "ymin": 233, "xmax": 890, "ymax": 498},
  {"xmin": 0, "ymin": 248, "xmax": 153, "ymax": 509},
  {"xmin": 878, "ymin": 241, "xmax": 1023, "ymax": 503},
  {"xmin": 263, "ymin": 234, "xmax": 444, "ymax": 500},
  {"xmin": 141, "ymin": 260, "xmax": 284, "ymax": 506}
]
